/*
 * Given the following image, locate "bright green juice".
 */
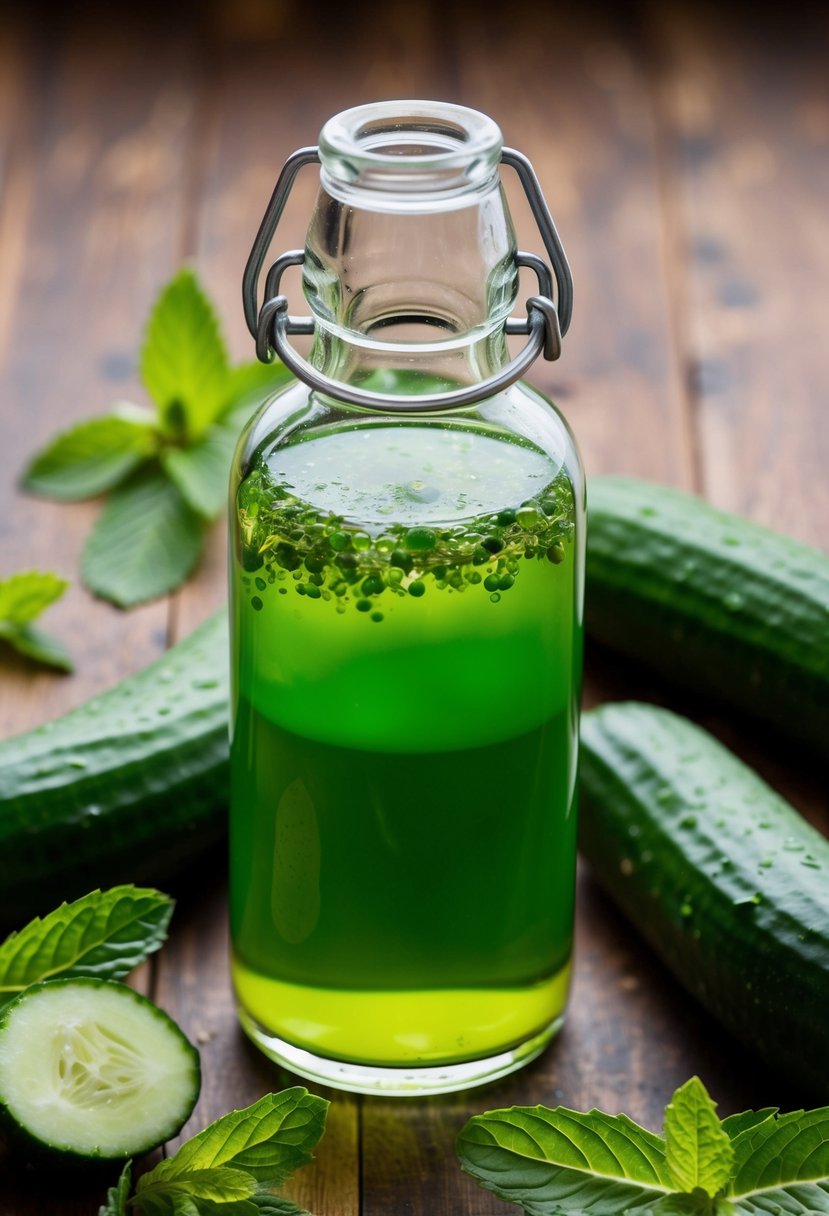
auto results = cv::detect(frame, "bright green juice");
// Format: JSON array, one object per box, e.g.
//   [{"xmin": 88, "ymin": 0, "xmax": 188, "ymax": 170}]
[{"xmin": 230, "ymin": 419, "xmax": 581, "ymax": 1068}]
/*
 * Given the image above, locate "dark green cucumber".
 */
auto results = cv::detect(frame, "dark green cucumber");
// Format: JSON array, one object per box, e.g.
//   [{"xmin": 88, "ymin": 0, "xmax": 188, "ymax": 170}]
[
  {"xmin": 0, "ymin": 977, "xmax": 199, "ymax": 1161},
  {"xmin": 586, "ymin": 477, "xmax": 829, "ymax": 754},
  {"xmin": 580, "ymin": 701, "xmax": 829, "ymax": 1095},
  {"xmin": 0, "ymin": 611, "xmax": 228, "ymax": 925}
]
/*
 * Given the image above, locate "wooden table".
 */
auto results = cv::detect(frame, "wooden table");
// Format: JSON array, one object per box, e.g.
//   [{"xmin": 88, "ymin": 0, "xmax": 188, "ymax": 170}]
[{"xmin": 1, "ymin": 1, "xmax": 826, "ymax": 1211}]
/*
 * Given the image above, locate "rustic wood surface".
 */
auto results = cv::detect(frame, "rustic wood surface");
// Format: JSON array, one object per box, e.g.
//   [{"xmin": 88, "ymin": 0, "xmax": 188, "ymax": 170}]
[{"xmin": 0, "ymin": 1, "xmax": 826, "ymax": 1211}]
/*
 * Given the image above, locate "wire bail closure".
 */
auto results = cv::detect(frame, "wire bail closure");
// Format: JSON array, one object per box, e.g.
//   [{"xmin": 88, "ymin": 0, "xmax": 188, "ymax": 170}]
[{"xmin": 243, "ymin": 146, "xmax": 573, "ymax": 411}]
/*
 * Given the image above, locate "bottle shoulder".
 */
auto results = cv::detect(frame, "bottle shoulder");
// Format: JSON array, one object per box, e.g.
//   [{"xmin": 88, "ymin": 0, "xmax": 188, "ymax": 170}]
[{"xmin": 232, "ymin": 377, "xmax": 584, "ymax": 503}]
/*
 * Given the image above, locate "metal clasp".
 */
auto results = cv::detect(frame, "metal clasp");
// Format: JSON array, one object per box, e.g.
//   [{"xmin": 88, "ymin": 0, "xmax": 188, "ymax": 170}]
[{"xmin": 243, "ymin": 144, "xmax": 572, "ymax": 411}]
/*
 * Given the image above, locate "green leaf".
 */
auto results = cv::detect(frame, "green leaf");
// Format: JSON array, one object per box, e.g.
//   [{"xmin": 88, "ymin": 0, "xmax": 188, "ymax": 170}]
[
  {"xmin": 250, "ymin": 1198, "xmax": 309, "ymax": 1216},
  {"xmin": 82, "ymin": 467, "xmax": 204, "ymax": 607},
  {"xmin": 0, "ymin": 622, "xmax": 73, "ymax": 671},
  {"xmin": 147, "ymin": 1088, "xmax": 328, "ymax": 1188},
  {"xmin": 133, "ymin": 1090, "xmax": 327, "ymax": 1216},
  {"xmin": 160, "ymin": 422, "xmax": 237, "ymax": 520},
  {"xmin": 721, "ymin": 1112, "xmax": 777, "ymax": 1141},
  {"xmin": 22, "ymin": 411, "xmax": 158, "ymax": 500},
  {"xmin": 0, "ymin": 885, "xmax": 173, "ymax": 1007},
  {"xmin": 134, "ymin": 1166, "xmax": 257, "ymax": 1214},
  {"xmin": 727, "ymin": 1108, "xmax": 829, "ymax": 1213},
  {"xmin": 141, "ymin": 268, "xmax": 229, "ymax": 440},
  {"xmin": 0, "ymin": 570, "xmax": 68, "ymax": 626},
  {"xmin": 0, "ymin": 571, "xmax": 73, "ymax": 671},
  {"xmin": 651, "ymin": 1194, "xmax": 737, "ymax": 1215},
  {"xmin": 664, "ymin": 1078, "xmax": 734, "ymax": 1197},
  {"xmin": 457, "ymin": 1104, "xmax": 674, "ymax": 1215},
  {"xmin": 460, "ymin": 1086, "xmax": 829, "ymax": 1216},
  {"xmin": 99, "ymin": 1160, "xmax": 132, "ymax": 1216}
]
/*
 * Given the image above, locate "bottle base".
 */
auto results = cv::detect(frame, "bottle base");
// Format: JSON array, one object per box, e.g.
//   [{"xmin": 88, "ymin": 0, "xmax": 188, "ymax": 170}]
[{"xmin": 236, "ymin": 1004, "xmax": 563, "ymax": 1096}]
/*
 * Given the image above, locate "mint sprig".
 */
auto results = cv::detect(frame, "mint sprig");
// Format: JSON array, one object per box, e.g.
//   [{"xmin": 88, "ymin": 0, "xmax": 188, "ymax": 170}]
[
  {"xmin": 457, "ymin": 1076, "xmax": 829, "ymax": 1215},
  {"xmin": 101, "ymin": 1088, "xmax": 328, "ymax": 1216},
  {"xmin": 22, "ymin": 267, "xmax": 291, "ymax": 608},
  {"xmin": 0, "ymin": 569, "xmax": 72, "ymax": 671},
  {"xmin": 0, "ymin": 885, "xmax": 173, "ymax": 1008}
]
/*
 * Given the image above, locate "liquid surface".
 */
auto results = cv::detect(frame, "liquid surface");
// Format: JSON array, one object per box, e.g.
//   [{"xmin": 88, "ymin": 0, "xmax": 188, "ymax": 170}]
[{"xmin": 230, "ymin": 417, "xmax": 581, "ymax": 1068}]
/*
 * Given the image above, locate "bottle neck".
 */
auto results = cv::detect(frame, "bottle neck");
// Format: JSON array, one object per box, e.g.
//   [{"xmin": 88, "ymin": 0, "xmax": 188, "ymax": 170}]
[{"xmin": 287, "ymin": 100, "xmax": 522, "ymax": 402}]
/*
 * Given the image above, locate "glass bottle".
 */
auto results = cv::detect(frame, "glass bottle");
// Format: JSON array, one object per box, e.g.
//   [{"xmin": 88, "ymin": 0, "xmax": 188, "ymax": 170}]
[{"xmin": 230, "ymin": 101, "xmax": 584, "ymax": 1096}]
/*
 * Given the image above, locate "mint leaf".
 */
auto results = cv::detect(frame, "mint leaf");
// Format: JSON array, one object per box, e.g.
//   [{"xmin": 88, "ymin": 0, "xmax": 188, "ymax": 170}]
[
  {"xmin": 651, "ymin": 1194, "xmax": 737, "ymax": 1215},
  {"xmin": 459, "ymin": 1086, "xmax": 829, "ymax": 1216},
  {"xmin": 82, "ymin": 467, "xmax": 204, "ymax": 607},
  {"xmin": 141, "ymin": 268, "xmax": 229, "ymax": 440},
  {"xmin": 134, "ymin": 1166, "xmax": 257, "ymax": 1213},
  {"xmin": 0, "ymin": 885, "xmax": 173, "ymax": 1008},
  {"xmin": 0, "ymin": 570, "xmax": 68, "ymax": 625},
  {"xmin": 0, "ymin": 571, "xmax": 72, "ymax": 671},
  {"xmin": 457, "ymin": 1104, "xmax": 674, "ymax": 1214},
  {"xmin": 250, "ymin": 1199, "xmax": 309, "ymax": 1216},
  {"xmin": 161, "ymin": 422, "xmax": 237, "ymax": 520},
  {"xmin": 0, "ymin": 621, "xmax": 73, "ymax": 671},
  {"xmin": 99, "ymin": 1161, "xmax": 132, "ymax": 1216},
  {"xmin": 147, "ymin": 1088, "xmax": 328, "ymax": 1187},
  {"xmin": 22, "ymin": 411, "xmax": 157, "ymax": 500},
  {"xmin": 727, "ymin": 1108, "xmax": 829, "ymax": 1212},
  {"xmin": 665, "ymin": 1078, "xmax": 733, "ymax": 1197},
  {"xmin": 132, "ymin": 1090, "xmax": 328, "ymax": 1216},
  {"xmin": 721, "ymin": 1111, "xmax": 777, "ymax": 1141}
]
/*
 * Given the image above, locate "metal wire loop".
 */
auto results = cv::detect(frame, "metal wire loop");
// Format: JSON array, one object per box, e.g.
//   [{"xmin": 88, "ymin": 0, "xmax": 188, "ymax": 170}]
[
  {"xmin": 258, "ymin": 292, "xmax": 551, "ymax": 412},
  {"xmin": 243, "ymin": 139, "xmax": 572, "ymax": 408}
]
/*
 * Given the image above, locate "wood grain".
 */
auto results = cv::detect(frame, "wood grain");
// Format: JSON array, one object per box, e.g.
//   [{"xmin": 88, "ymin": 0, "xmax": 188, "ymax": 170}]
[
  {"xmin": 0, "ymin": 10, "xmax": 199, "ymax": 743},
  {"xmin": 0, "ymin": 2, "xmax": 826, "ymax": 1213},
  {"xmin": 647, "ymin": 0, "xmax": 829, "ymax": 545}
]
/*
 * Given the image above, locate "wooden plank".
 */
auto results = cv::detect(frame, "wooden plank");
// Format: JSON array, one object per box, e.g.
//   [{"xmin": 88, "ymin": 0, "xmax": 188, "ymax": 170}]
[
  {"xmin": 0, "ymin": 12, "xmax": 199, "ymax": 742},
  {"xmin": 647, "ymin": 1, "xmax": 829, "ymax": 545},
  {"xmin": 448, "ymin": 2, "xmax": 694, "ymax": 488},
  {"xmin": 0, "ymin": 10, "xmax": 199, "ymax": 1215}
]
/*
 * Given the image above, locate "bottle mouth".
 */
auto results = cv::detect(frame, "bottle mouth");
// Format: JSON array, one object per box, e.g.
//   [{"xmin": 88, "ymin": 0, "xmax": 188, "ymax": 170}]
[{"xmin": 319, "ymin": 101, "xmax": 503, "ymax": 201}]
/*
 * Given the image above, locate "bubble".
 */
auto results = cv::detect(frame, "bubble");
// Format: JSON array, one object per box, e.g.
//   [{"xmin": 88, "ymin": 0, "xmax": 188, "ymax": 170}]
[
  {"xmin": 251, "ymin": 596, "xmax": 264, "ymax": 611},
  {"xmin": 517, "ymin": 506, "xmax": 540, "ymax": 529},
  {"xmin": 408, "ymin": 581, "xmax": 426, "ymax": 598},
  {"xmin": 405, "ymin": 527, "xmax": 437, "ymax": 551},
  {"xmin": 255, "ymin": 577, "xmax": 266, "ymax": 591},
  {"xmin": 356, "ymin": 599, "xmax": 372, "ymax": 612}
]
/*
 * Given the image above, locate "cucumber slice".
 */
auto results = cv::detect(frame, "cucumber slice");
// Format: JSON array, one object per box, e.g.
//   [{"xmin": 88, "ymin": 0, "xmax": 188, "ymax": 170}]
[{"xmin": 0, "ymin": 978, "xmax": 200, "ymax": 1161}]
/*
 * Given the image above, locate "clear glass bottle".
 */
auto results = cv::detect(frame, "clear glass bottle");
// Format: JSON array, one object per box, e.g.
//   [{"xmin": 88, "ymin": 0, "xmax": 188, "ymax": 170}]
[{"xmin": 229, "ymin": 101, "xmax": 584, "ymax": 1095}]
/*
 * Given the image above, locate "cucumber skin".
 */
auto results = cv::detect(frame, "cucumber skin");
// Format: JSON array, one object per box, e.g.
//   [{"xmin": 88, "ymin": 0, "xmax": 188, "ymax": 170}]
[
  {"xmin": 0, "ymin": 977, "xmax": 200, "ymax": 1164},
  {"xmin": 580, "ymin": 702, "xmax": 829, "ymax": 1096},
  {"xmin": 0, "ymin": 612, "xmax": 229, "ymax": 926},
  {"xmin": 586, "ymin": 477, "xmax": 829, "ymax": 754}
]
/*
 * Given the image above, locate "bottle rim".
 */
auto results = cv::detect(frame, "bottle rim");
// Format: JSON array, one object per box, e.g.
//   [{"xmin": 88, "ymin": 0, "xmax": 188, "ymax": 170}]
[{"xmin": 319, "ymin": 100, "xmax": 503, "ymax": 197}]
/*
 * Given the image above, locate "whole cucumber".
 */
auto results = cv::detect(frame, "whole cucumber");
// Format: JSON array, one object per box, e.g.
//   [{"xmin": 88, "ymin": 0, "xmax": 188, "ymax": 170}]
[
  {"xmin": 580, "ymin": 700, "xmax": 829, "ymax": 1095},
  {"xmin": 586, "ymin": 477, "xmax": 829, "ymax": 754},
  {"xmin": 0, "ymin": 611, "xmax": 228, "ymax": 924}
]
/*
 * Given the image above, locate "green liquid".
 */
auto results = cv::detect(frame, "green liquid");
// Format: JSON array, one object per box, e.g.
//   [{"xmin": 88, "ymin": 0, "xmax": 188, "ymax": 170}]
[{"xmin": 230, "ymin": 420, "xmax": 581, "ymax": 1067}]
